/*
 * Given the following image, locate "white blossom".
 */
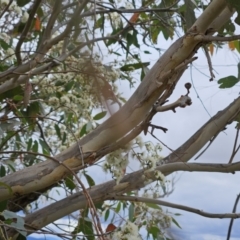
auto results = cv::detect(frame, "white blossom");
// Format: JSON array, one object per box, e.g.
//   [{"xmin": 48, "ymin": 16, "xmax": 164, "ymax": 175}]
[
  {"xmin": 109, "ymin": 12, "xmax": 121, "ymax": 28},
  {"xmin": 0, "ymin": 32, "xmax": 10, "ymax": 44},
  {"xmin": 48, "ymin": 97, "xmax": 59, "ymax": 107},
  {"xmin": 154, "ymin": 170, "xmax": 165, "ymax": 181},
  {"xmin": 0, "ymin": 0, "xmax": 9, "ymax": 6},
  {"xmin": 21, "ymin": 11, "xmax": 29, "ymax": 23},
  {"xmin": 125, "ymin": 2, "xmax": 133, "ymax": 9},
  {"xmin": 60, "ymin": 96, "xmax": 70, "ymax": 104}
]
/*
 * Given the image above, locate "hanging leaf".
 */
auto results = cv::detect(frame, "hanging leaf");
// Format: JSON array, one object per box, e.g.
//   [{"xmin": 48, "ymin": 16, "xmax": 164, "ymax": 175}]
[
  {"xmin": 218, "ymin": 75, "xmax": 239, "ymax": 88},
  {"xmin": 72, "ymin": 217, "xmax": 94, "ymax": 240},
  {"xmin": 84, "ymin": 172, "xmax": 95, "ymax": 186},
  {"xmin": 228, "ymin": 41, "xmax": 235, "ymax": 51},
  {"xmin": 147, "ymin": 225, "xmax": 160, "ymax": 240},
  {"xmin": 120, "ymin": 62, "xmax": 150, "ymax": 71},
  {"xmin": 93, "ymin": 111, "xmax": 107, "ymax": 120},
  {"xmin": 54, "ymin": 124, "xmax": 62, "ymax": 140},
  {"xmin": 79, "ymin": 123, "xmax": 87, "ymax": 137},
  {"xmin": 128, "ymin": 203, "xmax": 134, "ymax": 222},
  {"xmin": 226, "ymin": 0, "xmax": 240, "ymax": 25},
  {"xmin": 104, "ymin": 209, "xmax": 110, "ymax": 221},
  {"xmin": 65, "ymin": 175, "xmax": 76, "ymax": 191},
  {"xmin": 234, "ymin": 40, "xmax": 240, "ymax": 53},
  {"xmin": 209, "ymin": 43, "xmax": 214, "ymax": 56},
  {"xmin": 171, "ymin": 217, "xmax": 182, "ymax": 229},
  {"xmin": 0, "ymin": 165, "xmax": 6, "ymax": 177}
]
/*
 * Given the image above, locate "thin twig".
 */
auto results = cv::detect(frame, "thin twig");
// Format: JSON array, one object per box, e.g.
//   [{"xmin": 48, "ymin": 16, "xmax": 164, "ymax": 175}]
[
  {"xmin": 229, "ymin": 127, "xmax": 240, "ymax": 163},
  {"xmin": 107, "ymin": 195, "xmax": 240, "ymax": 219},
  {"xmin": 226, "ymin": 194, "xmax": 240, "ymax": 240},
  {"xmin": 194, "ymin": 134, "xmax": 219, "ymax": 160},
  {"xmin": 203, "ymin": 45, "xmax": 215, "ymax": 81}
]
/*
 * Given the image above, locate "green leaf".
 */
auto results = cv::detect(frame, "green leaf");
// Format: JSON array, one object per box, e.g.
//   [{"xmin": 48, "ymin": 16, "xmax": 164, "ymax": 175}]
[
  {"xmin": 147, "ymin": 226, "xmax": 160, "ymax": 239},
  {"xmin": 54, "ymin": 124, "xmax": 62, "ymax": 140},
  {"xmin": 32, "ymin": 140, "xmax": 38, "ymax": 153},
  {"xmin": 13, "ymin": 95, "xmax": 23, "ymax": 101},
  {"xmin": 93, "ymin": 111, "xmax": 107, "ymax": 120},
  {"xmin": 0, "ymin": 200, "xmax": 7, "ymax": 212},
  {"xmin": 2, "ymin": 210, "xmax": 27, "ymax": 236},
  {"xmin": 39, "ymin": 139, "xmax": 50, "ymax": 155},
  {"xmin": 0, "ymin": 86, "xmax": 23, "ymax": 102},
  {"xmin": 172, "ymin": 217, "xmax": 181, "ymax": 229},
  {"xmin": 128, "ymin": 203, "xmax": 134, "ymax": 222},
  {"xmin": 95, "ymin": 15, "xmax": 105, "ymax": 29},
  {"xmin": 145, "ymin": 203, "xmax": 162, "ymax": 210},
  {"xmin": 226, "ymin": 0, "xmax": 240, "ymax": 25},
  {"xmin": 0, "ymin": 38, "xmax": 10, "ymax": 50},
  {"xmin": 65, "ymin": 176, "xmax": 76, "ymax": 191},
  {"xmin": 65, "ymin": 80, "xmax": 75, "ymax": 91},
  {"xmin": 104, "ymin": 209, "xmax": 110, "ymax": 221},
  {"xmin": 0, "ymin": 165, "xmax": 6, "ymax": 177},
  {"xmin": 218, "ymin": 75, "xmax": 239, "ymax": 88},
  {"xmin": 120, "ymin": 62, "xmax": 150, "ymax": 72},
  {"xmin": 144, "ymin": 50, "xmax": 151, "ymax": 54},
  {"xmin": 116, "ymin": 201, "xmax": 121, "ymax": 213},
  {"xmin": 72, "ymin": 217, "xmax": 94, "ymax": 240},
  {"xmin": 84, "ymin": 173, "xmax": 95, "ymax": 187},
  {"xmin": 27, "ymin": 138, "xmax": 32, "ymax": 151},
  {"xmin": 17, "ymin": 0, "xmax": 31, "ymax": 6},
  {"xmin": 80, "ymin": 124, "xmax": 87, "ymax": 137},
  {"xmin": 62, "ymin": 132, "xmax": 66, "ymax": 144},
  {"xmin": 234, "ymin": 40, "xmax": 240, "ymax": 53}
]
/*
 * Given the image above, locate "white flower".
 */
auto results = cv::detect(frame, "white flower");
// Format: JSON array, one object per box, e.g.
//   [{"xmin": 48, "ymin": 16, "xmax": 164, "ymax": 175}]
[
  {"xmin": 60, "ymin": 96, "xmax": 70, "ymax": 104},
  {"xmin": 9, "ymin": 1, "xmax": 17, "ymax": 10},
  {"xmin": 154, "ymin": 170, "xmax": 165, "ymax": 181},
  {"xmin": 0, "ymin": 33, "xmax": 10, "ymax": 44},
  {"xmin": 125, "ymin": 2, "xmax": 133, "ymax": 9},
  {"xmin": 109, "ymin": 12, "xmax": 121, "ymax": 28},
  {"xmin": 6, "ymin": 48, "xmax": 15, "ymax": 60},
  {"xmin": 48, "ymin": 97, "xmax": 59, "ymax": 107},
  {"xmin": 0, "ymin": 0, "xmax": 9, "ymax": 6},
  {"xmin": 21, "ymin": 11, "xmax": 29, "ymax": 23},
  {"xmin": 14, "ymin": 6, "xmax": 22, "ymax": 15}
]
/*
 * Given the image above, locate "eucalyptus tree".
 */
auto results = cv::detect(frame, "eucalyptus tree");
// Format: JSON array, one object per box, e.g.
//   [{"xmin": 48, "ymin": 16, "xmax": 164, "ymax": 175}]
[{"xmin": 0, "ymin": 0, "xmax": 240, "ymax": 239}]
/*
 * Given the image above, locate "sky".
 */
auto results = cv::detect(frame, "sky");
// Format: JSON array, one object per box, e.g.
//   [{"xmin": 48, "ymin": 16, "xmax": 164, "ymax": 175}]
[
  {"xmin": 139, "ymin": 37, "xmax": 240, "ymax": 239},
  {"xmin": 26, "ymin": 9, "xmax": 240, "ymax": 240}
]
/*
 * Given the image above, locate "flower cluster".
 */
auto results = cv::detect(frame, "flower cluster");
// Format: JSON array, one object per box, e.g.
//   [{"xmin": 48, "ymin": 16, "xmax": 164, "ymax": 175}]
[
  {"xmin": 0, "ymin": 0, "xmax": 29, "ymax": 22},
  {"xmin": 112, "ymin": 221, "xmax": 141, "ymax": 240}
]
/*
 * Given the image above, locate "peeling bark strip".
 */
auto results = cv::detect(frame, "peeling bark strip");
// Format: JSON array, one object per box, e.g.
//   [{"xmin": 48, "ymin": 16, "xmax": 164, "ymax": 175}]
[{"xmin": 0, "ymin": 0, "xmax": 234, "ymax": 208}]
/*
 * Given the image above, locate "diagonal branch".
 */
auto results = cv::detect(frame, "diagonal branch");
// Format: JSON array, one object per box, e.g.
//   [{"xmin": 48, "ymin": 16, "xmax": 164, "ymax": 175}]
[
  {"xmin": 107, "ymin": 195, "xmax": 240, "ymax": 219},
  {"xmin": 12, "ymin": 161, "xmax": 240, "ymax": 237}
]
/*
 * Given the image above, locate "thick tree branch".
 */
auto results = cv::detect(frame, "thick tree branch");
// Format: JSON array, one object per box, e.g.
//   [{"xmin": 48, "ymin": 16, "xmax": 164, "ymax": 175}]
[{"xmin": 9, "ymin": 161, "xmax": 240, "ymax": 236}]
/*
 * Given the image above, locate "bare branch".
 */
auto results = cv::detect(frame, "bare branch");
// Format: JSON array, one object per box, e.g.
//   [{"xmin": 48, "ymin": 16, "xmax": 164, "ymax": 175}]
[
  {"xmin": 107, "ymin": 195, "xmax": 240, "ymax": 219},
  {"xmin": 15, "ymin": 0, "xmax": 42, "ymax": 65},
  {"xmin": 48, "ymin": 0, "xmax": 90, "ymax": 46},
  {"xmin": 227, "ymin": 194, "xmax": 240, "ymax": 240},
  {"xmin": 203, "ymin": 45, "xmax": 215, "ymax": 81},
  {"xmin": 195, "ymin": 34, "xmax": 240, "ymax": 42},
  {"xmin": 80, "ymin": 6, "xmax": 179, "ymax": 18},
  {"xmin": 15, "ymin": 161, "xmax": 240, "ymax": 235}
]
